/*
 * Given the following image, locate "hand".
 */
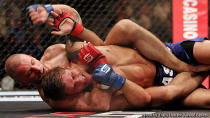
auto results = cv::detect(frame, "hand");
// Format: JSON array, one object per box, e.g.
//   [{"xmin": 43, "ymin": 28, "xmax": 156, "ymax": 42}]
[
  {"xmin": 50, "ymin": 9, "xmax": 84, "ymax": 37},
  {"xmin": 78, "ymin": 43, "xmax": 108, "ymax": 68},
  {"xmin": 93, "ymin": 64, "xmax": 125, "ymax": 90},
  {"xmin": 26, "ymin": 4, "xmax": 54, "ymax": 25},
  {"xmin": 50, "ymin": 9, "xmax": 74, "ymax": 36}
]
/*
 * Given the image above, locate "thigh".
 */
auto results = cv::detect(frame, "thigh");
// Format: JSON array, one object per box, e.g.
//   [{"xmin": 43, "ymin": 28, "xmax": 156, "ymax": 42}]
[
  {"xmin": 146, "ymin": 72, "xmax": 207, "ymax": 107},
  {"xmin": 194, "ymin": 40, "xmax": 210, "ymax": 64},
  {"xmin": 182, "ymin": 88, "xmax": 210, "ymax": 108}
]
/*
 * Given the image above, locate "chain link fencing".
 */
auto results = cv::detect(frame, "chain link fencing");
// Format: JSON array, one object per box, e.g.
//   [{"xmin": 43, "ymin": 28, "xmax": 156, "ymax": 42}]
[{"xmin": 0, "ymin": 0, "xmax": 186, "ymax": 90}]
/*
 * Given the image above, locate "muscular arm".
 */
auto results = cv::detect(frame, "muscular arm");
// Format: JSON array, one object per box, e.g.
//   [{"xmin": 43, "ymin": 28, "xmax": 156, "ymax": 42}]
[
  {"xmin": 120, "ymin": 79, "xmax": 151, "ymax": 108},
  {"xmin": 48, "ymin": 87, "xmax": 112, "ymax": 111},
  {"xmin": 52, "ymin": 5, "xmax": 104, "ymax": 46},
  {"xmin": 105, "ymin": 19, "xmax": 195, "ymax": 72},
  {"xmin": 107, "ymin": 78, "xmax": 152, "ymax": 110},
  {"xmin": 115, "ymin": 67, "xmax": 151, "ymax": 108},
  {"xmin": 93, "ymin": 64, "xmax": 151, "ymax": 109},
  {"xmin": 71, "ymin": 79, "xmax": 151, "ymax": 111},
  {"xmin": 109, "ymin": 80, "xmax": 151, "ymax": 110},
  {"xmin": 145, "ymin": 71, "xmax": 208, "ymax": 107},
  {"xmin": 28, "ymin": 4, "xmax": 104, "ymax": 46}
]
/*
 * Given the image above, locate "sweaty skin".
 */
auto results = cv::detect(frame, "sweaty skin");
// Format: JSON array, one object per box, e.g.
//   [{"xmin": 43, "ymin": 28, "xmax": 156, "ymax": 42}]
[
  {"xmin": 10, "ymin": 4, "xmax": 210, "ymax": 111},
  {"xmin": 45, "ymin": 41, "xmax": 208, "ymax": 111},
  {"xmin": 44, "ymin": 42, "xmax": 156, "ymax": 111}
]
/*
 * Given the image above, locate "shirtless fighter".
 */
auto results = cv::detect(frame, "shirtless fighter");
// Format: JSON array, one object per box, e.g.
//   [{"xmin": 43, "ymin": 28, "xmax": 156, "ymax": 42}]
[
  {"xmin": 41, "ymin": 6, "xmax": 210, "ymax": 110},
  {"xmin": 5, "ymin": 4, "xmax": 210, "ymax": 110}
]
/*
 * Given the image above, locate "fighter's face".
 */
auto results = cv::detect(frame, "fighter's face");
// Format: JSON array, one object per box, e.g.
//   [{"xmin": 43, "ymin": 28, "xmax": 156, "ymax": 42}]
[
  {"xmin": 15, "ymin": 55, "xmax": 47, "ymax": 84},
  {"xmin": 61, "ymin": 64, "xmax": 92, "ymax": 95}
]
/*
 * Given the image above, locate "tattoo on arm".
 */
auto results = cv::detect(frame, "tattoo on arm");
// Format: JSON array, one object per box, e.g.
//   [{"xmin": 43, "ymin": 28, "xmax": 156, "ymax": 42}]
[{"xmin": 74, "ymin": 12, "xmax": 81, "ymax": 23}]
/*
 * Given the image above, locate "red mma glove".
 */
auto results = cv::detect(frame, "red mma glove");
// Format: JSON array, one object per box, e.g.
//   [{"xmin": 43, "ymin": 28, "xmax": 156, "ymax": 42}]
[
  {"xmin": 54, "ymin": 11, "xmax": 84, "ymax": 37},
  {"xmin": 78, "ymin": 44, "xmax": 108, "ymax": 68}
]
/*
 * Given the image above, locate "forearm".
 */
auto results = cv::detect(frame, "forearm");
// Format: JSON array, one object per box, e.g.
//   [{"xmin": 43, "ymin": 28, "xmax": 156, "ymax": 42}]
[
  {"xmin": 121, "ymin": 79, "xmax": 151, "ymax": 108},
  {"xmin": 77, "ymin": 28, "xmax": 104, "ymax": 46},
  {"xmin": 93, "ymin": 64, "xmax": 151, "ymax": 108}
]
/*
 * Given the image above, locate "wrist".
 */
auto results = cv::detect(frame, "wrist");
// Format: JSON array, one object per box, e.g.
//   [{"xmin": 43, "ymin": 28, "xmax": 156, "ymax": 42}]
[
  {"xmin": 70, "ymin": 21, "xmax": 84, "ymax": 37},
  {"xmin": 111, "ymin": 72, "xmax": 126, "ymax": 90},
  {"xmin": 178, "ymin": 63, "xmax": 192, "ymax": 72}
]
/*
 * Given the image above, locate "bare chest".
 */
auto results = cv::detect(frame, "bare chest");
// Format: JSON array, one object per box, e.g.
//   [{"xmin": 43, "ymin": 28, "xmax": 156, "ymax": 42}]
[{"xmin": 98, "ymin": 45, "xmax": 156, "ymax": 87}]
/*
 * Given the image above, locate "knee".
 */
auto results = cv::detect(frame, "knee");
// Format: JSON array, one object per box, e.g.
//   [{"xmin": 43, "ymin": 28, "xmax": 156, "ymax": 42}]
[
  {"xmin": 117, "ymin": 19, "xmax": 134, "ymax": 27},
  {"xmin": 115, "ymin": 19, "xmax": 136, "ymax": 34}
]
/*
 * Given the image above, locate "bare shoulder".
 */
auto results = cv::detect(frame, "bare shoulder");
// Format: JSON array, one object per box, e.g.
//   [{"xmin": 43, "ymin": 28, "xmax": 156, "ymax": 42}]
[
  {"xmin": 41, "ymin": 44, "xmax": 66, "ymax": 61},
  {"xmin": 45, "ymin": 44, "xmax": 66, "ymax": 52}
]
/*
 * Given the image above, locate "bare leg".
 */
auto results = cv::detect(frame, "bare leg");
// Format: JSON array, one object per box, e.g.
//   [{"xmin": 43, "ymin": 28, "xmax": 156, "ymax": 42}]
[
  {"xmin": 194, "ymin": 40, "xmax": 210, "ymax": 64},
  {"xmin": 182, "ymin": 88, "xmax": 210, "ymax": 108},
  {"xmin": 105, "ymin": 19, "xmax": 195, "ymax": 72},
  {"xmin": 145, "ymin": 72, "xmax": 208, "ymax": 107}
]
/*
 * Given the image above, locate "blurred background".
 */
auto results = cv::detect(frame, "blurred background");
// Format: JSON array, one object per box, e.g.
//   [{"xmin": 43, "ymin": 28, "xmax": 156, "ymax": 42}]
[{"xmin": 0, "ymin": 0, "xmax": 209, "ymax": 91}]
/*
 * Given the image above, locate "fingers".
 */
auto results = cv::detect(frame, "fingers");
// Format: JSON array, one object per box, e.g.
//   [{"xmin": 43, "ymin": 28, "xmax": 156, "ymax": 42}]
[
  {"xmin": 46, "ymin": 18, "xmax": 54, "ymax": 26},
  {"xmin": 51, "ymin": 30, "xmax": 65, "ymax": 36},
  {"xmin": 28, "ymin": 9, "xmax": 40, "ymax": 24},
  {"xmin": 29, "ymin": 9, "xmax": 38, "ymax": 20},
  {"xmin": 37, "ymin": 6, "xmax": 48, "ymax": 23},
  {"xmin": 51, "ymin": 9, "xmax": 63, "ymax": 19},
  {"xmin": 37, "ymin": 6, "xmax": 46, "ymax": 13},
  {"xmin": 30, "ymin": 13, "xmax": 39, "ymax": 24},
  {"xmin": 28, "ymin": 6, "xmax": 48, "ymax": 24},
  {"xmin": 83, "ymin": 41, "xmax": 91, "ymax": 47},
  {"xmin": 28, "ymin": 8, "xmax": 35, "ymax": 13}
]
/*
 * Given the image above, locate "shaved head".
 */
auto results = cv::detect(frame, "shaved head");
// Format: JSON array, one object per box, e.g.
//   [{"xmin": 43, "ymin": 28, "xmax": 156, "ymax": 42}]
[
  {"xmin": 5, "ymin": 53, "xmax": 46, "ymax": 84},
  {"xmin": 5, "ymin": 54, "xmax": 23, "ymax": 79}
]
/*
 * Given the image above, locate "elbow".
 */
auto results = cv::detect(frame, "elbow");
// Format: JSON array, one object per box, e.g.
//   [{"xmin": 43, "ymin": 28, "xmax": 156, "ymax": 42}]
[
  {"xmin": 143, "ymin": 93, "xmax": 152, "ymax": 107},
  {"xmin": 145, "ymin": 93, "xmax": 152, "ymax": 105}
]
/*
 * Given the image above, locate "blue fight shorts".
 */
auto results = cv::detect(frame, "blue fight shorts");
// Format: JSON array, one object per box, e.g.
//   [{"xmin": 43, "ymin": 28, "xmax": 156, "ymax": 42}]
[{"xmin": 155, "ymin": 37, "xmax": 208, "ymax": 86}]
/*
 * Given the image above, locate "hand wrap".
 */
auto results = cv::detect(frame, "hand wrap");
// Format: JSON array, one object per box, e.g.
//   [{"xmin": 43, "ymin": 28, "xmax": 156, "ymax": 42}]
[
  {"xmin": 93, "ymin": 64, "xmax": 125, "ymax": 90},
  {"xmin": 54, "ymin": 11, "xmax": 84, "ymax": 37},
  {"xmin": 78, "ymin": 44, "xmax": 108, "ymax": 68}
]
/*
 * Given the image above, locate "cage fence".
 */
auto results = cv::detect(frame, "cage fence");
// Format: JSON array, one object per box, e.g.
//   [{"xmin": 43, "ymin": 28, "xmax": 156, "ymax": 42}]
[{"xmin": 0, "ymin": 0, "xmax": 174, "ymax": 90}]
